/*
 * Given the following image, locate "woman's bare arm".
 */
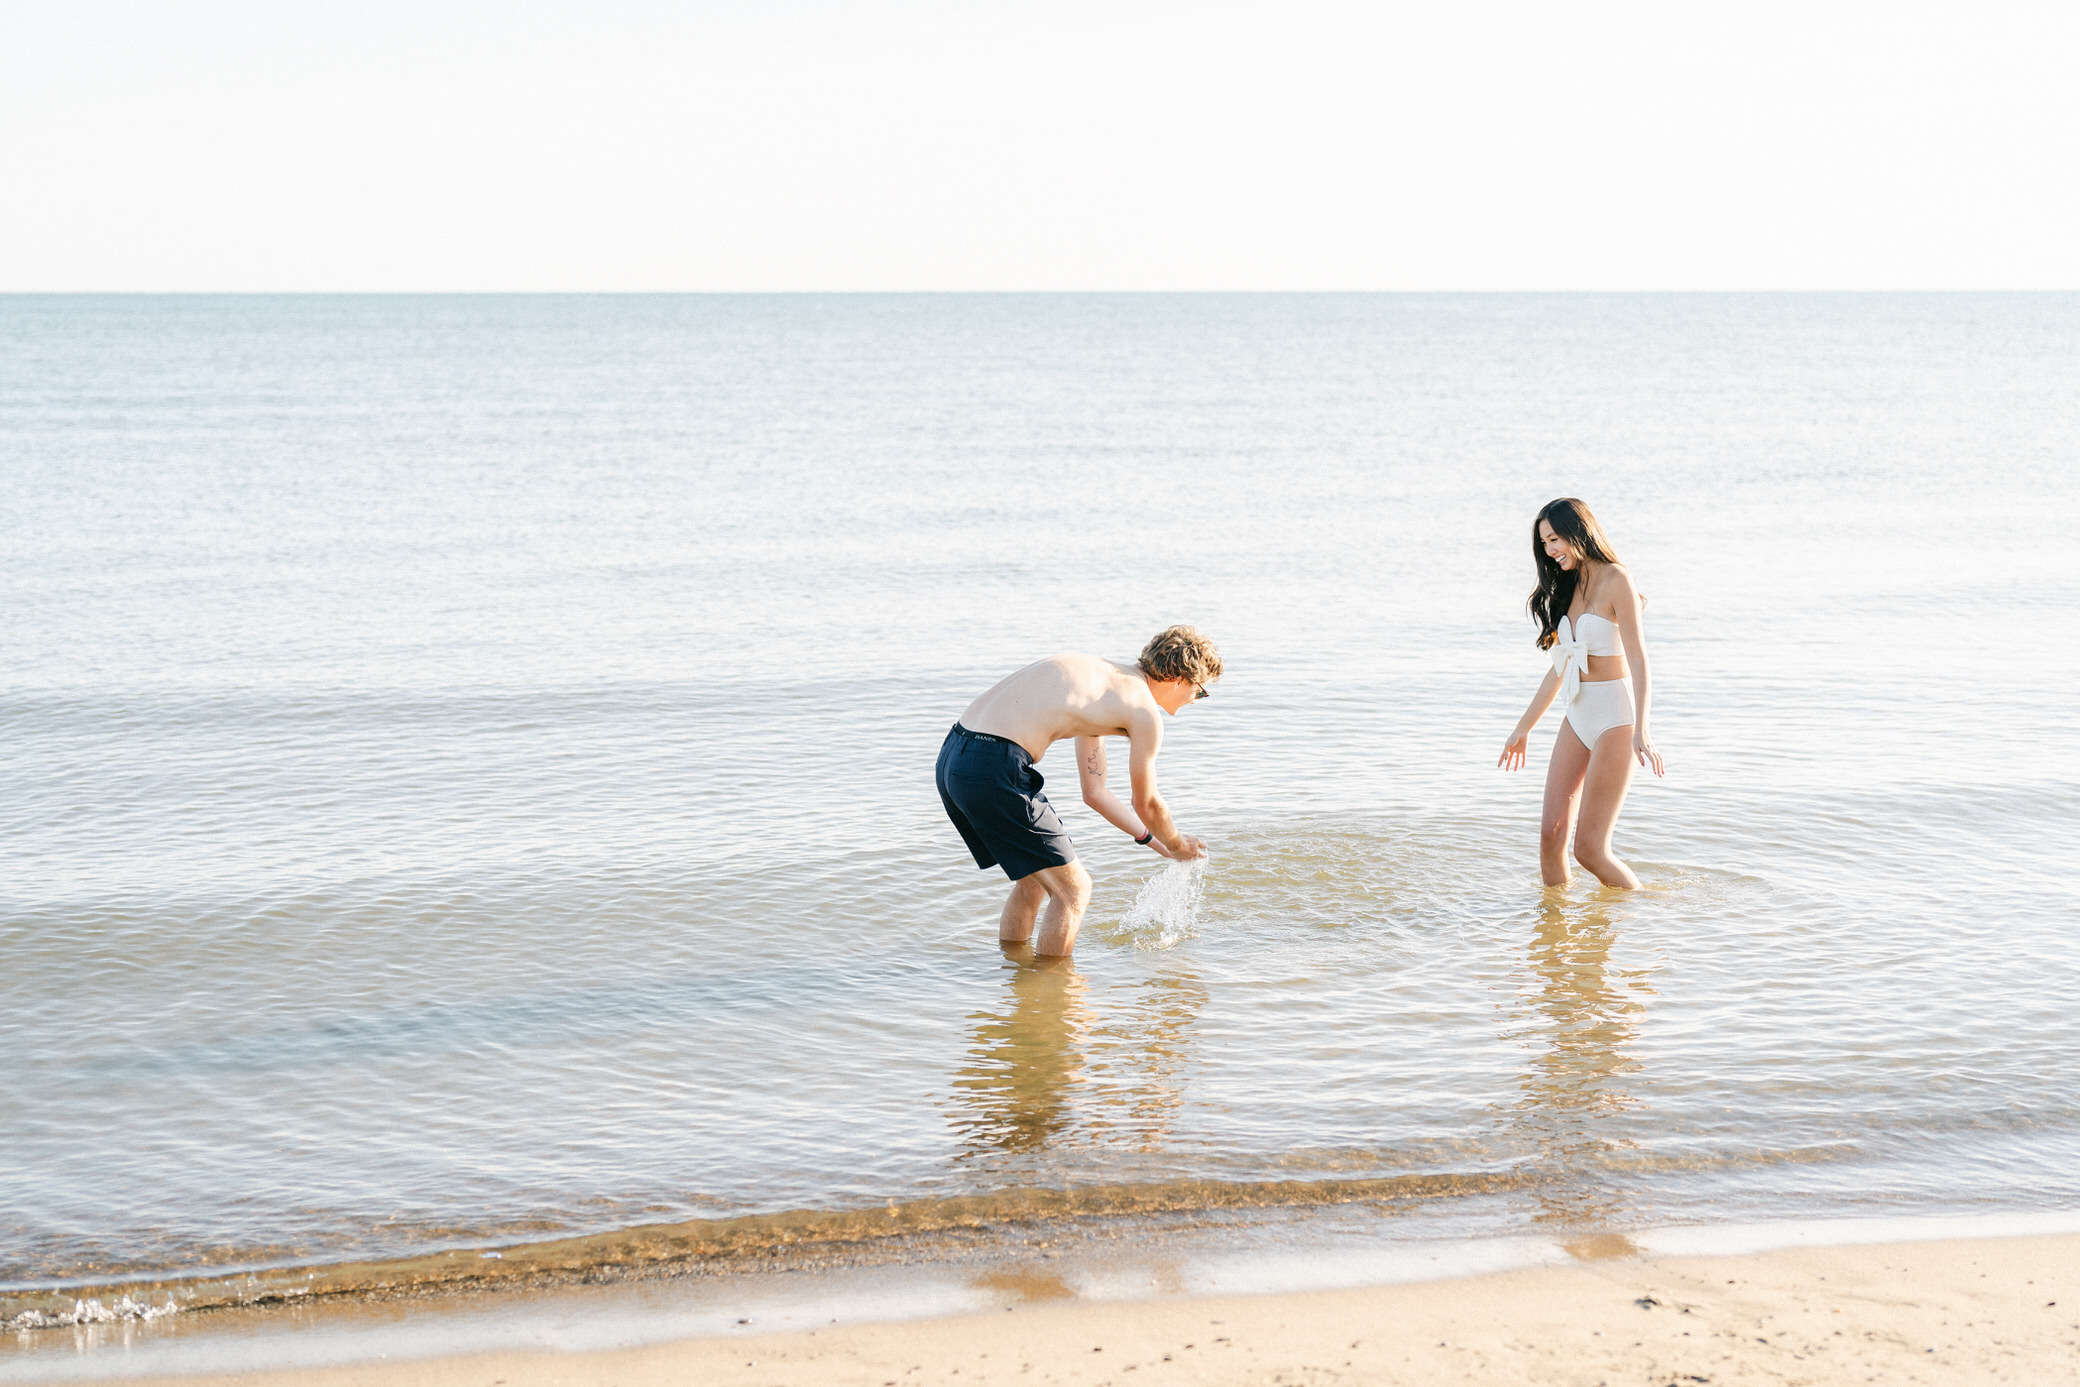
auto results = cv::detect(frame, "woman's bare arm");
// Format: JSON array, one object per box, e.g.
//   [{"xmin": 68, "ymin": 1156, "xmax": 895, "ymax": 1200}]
[
  {"xmin": 1609, "ymin": 569, "xmax": 1665, "ymax": 776},
  {"xmin": 1500, "ymin": 668, "xmax": 1562, "ymax": 771}
]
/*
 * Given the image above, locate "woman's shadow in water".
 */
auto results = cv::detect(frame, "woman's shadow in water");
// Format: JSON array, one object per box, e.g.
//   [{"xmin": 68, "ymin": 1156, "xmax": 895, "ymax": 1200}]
[
  {"xmin": 1510, "ymin": 893, "xmax": 1659, "ymax": 1257},
  {"xmin": 947, "ymin": 944, "xmax": 1205, "ymax": 1158}
]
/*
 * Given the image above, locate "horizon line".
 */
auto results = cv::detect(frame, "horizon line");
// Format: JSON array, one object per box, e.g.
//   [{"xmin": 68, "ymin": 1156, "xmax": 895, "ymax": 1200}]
[{"xmin": 5, "ymin": 286, "xmax": 2078, "ymax": 297}]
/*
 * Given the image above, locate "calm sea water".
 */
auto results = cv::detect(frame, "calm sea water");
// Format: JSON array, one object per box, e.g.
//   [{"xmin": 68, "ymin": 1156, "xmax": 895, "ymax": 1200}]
[{"xmin": 3, "ymin": 293, "xmax": 2077, "ymax": 1296}]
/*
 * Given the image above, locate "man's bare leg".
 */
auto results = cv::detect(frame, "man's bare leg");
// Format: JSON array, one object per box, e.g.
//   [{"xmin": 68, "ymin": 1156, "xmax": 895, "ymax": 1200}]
[
  {"xmin": 1015, "ymin": 860, "xmax": 1098, "ymax": 960},
  {"xmin": 999, "ymin": 876, "xmax": 1047, "ymax": 944}
]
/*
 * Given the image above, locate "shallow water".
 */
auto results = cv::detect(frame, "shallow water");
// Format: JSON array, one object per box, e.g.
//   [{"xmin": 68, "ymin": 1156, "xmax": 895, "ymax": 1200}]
[{"xmin": 3, "ymin": 293, "xmax": 2077, "ymax": 1295}]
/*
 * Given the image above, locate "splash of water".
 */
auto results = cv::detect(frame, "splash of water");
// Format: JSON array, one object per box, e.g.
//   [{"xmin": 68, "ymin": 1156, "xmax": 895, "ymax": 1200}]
[{"xmin": 1121, "ymin": 857, "xmax": 1207, "ymax": 951}]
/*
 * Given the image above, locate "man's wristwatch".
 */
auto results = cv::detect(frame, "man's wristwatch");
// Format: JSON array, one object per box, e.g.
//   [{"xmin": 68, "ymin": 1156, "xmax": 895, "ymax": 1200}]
[{"xmin": 1133, "ymin": 831, "xmax": 1154, "ymax": 845}]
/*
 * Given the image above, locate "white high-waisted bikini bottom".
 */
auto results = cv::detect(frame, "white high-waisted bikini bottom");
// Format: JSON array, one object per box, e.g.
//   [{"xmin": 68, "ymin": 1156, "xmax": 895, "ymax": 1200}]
[{"xmin": 1565, "ymin": 677, "xmax": 1635, "ymax": 750}]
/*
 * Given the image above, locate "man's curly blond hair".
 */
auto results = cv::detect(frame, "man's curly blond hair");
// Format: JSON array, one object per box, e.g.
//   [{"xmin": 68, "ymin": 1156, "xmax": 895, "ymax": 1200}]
[{"xmin": 1137, "ymin": 625, "xmax": 1223, "ymax": 687}]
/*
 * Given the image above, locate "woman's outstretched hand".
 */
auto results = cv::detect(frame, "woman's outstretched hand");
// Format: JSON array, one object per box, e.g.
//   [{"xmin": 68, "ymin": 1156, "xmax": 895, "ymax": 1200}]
[
  {"xmin": 1634, "ymin": 729, "xmax": 1665, "ymax": 777},
  {"xmin": 1498, "ymin": 730, "xmax": 1529, "ymax": 772}
]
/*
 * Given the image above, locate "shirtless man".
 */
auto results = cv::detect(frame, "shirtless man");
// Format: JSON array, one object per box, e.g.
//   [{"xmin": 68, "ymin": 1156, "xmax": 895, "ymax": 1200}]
[{"xmin": 935, "ymin": 625, "xmax": 1220, "ymax": 957}]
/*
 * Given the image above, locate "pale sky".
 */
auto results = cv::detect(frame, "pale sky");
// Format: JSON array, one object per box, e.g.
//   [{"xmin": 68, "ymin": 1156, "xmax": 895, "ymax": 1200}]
[{"xmin": 2, "ymin": 0, "xmax": 2075, "ymax": 291}]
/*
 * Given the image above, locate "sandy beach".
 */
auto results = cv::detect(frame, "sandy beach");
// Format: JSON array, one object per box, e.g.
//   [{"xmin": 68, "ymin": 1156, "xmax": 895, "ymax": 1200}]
[{"xmin": 89, "ymin": 1232, "xmax": 2075, "ymax": 1387}]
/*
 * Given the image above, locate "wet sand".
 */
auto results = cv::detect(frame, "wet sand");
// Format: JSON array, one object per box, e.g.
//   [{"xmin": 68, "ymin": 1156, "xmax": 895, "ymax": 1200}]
[{"xmin": 98, "ymin": 1232, "xmax": 2077, "ymax": 1386}]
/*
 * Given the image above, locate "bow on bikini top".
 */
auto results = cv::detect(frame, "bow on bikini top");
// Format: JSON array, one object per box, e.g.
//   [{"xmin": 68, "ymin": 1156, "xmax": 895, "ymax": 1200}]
[{"xmin": 1550, "ymin": 612, "xmax": 1619, "ymax": 702}]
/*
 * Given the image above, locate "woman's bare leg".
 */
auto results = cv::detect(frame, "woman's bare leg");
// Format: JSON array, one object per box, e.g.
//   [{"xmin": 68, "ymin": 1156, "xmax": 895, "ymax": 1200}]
[
  {"xmin": 1540, "ymin": 724, "xmax": 1592, "ymax": 887},
  {"xmin": 1572, "ymin": 724, "xmax": 1640, "ymax": 888}
]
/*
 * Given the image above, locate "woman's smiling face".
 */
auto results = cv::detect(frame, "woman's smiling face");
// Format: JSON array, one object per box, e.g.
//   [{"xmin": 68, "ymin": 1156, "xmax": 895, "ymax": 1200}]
[{"xmin": 1538, "ymin": 519, "xmax": 1579, "ymax": 570}]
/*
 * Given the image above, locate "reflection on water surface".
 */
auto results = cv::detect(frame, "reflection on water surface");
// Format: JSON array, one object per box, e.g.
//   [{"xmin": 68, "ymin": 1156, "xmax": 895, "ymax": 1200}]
[
  {"xmin": 951, "ymin": 950, "xmax": 1208, "ymax": 1159},
  {"xmin": 1510, "ymin": 895, "xmax": 1656, "ymax": 1234},
  {"xmin": 952, "ymin": 954, "xmax": 1093, "ymax": 1155}
]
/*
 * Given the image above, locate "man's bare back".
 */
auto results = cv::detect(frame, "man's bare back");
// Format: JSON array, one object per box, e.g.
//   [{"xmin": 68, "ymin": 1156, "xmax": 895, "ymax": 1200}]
[
  {"xmin": 935, "ymin": 627, "xmax": 1222, "ymax": 958},
  {"xmin": 960, "ymin": 653, "xmax": 1163, "ymax": 763}
]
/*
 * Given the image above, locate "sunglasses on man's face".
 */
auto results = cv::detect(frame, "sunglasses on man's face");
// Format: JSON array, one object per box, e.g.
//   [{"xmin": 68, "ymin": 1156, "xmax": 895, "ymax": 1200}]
[{"xmin": 1192, "ymin": 682, "xmax": 1210, "ymax": 701}]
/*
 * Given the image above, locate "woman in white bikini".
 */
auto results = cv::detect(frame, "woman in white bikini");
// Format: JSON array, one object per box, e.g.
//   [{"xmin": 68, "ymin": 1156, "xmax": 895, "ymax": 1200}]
[{"xmin": 1499, "ymin": 497, "xmax": 1665, "ymax": 889}]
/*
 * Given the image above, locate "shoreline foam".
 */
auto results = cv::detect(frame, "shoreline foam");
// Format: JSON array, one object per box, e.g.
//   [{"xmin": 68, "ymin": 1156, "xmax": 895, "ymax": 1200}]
[
  {"xmin": 8, "ymin": 1141, "xmax": 1870, "ymax": 1318},
  {"xmin": 0, "ymin": 1173, "xmax": 1538, "ymax": 1327},
  {"xmin": 12, "ymin": 1231, "xmax": 2075, "ymax": 1386}
]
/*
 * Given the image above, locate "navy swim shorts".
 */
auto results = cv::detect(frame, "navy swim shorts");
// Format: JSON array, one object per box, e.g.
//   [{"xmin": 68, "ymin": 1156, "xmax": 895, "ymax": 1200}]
[{"xmin": 936, "ymin": 723, "xmax": 1078, "ymax": 881}]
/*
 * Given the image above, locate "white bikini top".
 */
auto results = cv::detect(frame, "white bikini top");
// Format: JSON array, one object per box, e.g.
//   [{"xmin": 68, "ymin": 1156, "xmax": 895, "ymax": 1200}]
[{"xmin": 1550, "ymin": 612, "xmax": 1619, "ymax": 702}]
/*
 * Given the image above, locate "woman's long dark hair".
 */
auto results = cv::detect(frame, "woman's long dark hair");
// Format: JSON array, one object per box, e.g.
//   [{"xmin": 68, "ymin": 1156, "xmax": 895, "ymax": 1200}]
[{"xmin": 1528, "ymin": 497, "xmax": 1620, "ymax": 650}]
